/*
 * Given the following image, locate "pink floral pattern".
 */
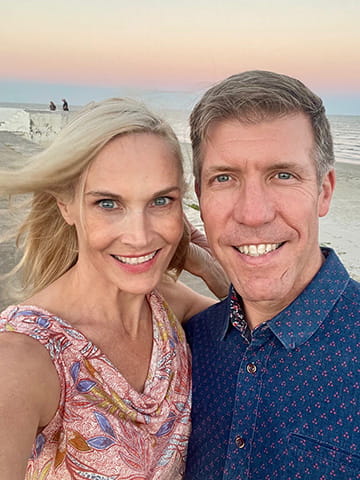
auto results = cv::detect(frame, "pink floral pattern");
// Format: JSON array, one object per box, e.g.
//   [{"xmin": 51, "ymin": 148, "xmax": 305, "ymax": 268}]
[{"xmin": 0, "ymin": 290, "xmax": 191, "ymax": 479}]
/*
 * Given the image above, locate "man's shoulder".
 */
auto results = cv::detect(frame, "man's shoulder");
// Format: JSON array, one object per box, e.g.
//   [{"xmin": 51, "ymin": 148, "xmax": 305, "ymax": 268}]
[
  {"xmin": 347, "ymin": 275, "xmax": 360, "ymax": 291},
  {"xmin": 315, "ymin": 249, "xmax": 360, "ymax": 313},
  {"xmin": 341, "ymin": 276, "xmax": 360, "ymax": 308},
  {"xmin": 188, "ymin": 297, "xmax": 228, "ymax": 322},
  {"xmin": 184, "ymin": 297, "xmax": 229, "ymax": 342}
]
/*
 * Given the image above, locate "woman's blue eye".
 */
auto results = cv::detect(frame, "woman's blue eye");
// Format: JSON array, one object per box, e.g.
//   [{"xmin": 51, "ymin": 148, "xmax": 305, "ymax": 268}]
[
  {"xmin": 98, "ymin": 199, "xmax": 117, "ymax": 209},
  {"xmin": 215, "ymin": 174, "xmax": 230, "ymax": 183},
  {"xmin": 153, "ymin": 196, "xmax": 171, "ymax": 206}
]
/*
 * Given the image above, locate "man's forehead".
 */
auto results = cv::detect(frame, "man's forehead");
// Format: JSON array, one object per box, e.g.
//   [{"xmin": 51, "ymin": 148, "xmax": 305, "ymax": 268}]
[
  {"xmin": 205, "ymin": 112, "xmax": 309, "ymax": 136},
  {"xmin": 199, "ymin": 114, "xmax": 317, "ymax": 180}
]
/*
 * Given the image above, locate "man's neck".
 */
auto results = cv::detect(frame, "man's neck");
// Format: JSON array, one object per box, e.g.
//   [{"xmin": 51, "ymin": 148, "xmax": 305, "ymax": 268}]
[
  {"xmin": 241, "ymin": 248, "xmax": 327, "ymax": 330},
  {"xmin": 243, "ymin": 300, "xmax": 287, "ymax": 331}
]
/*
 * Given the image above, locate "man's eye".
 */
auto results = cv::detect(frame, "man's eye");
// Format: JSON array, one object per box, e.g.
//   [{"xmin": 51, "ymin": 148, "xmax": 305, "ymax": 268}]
[
  {"xmin": 215, "ymin": 174, "xmax": 231, "ymax": 183},
  {"xmin": 153, "ymin": 196, "xmax": 171, "ymax": 207},
  {"xmin": 276, "ymin": 172, "xmax": 293, "ymax": 180},
  {"xmin": 98, "ymin": 199, "xmax": 117, "ymax": 209}
]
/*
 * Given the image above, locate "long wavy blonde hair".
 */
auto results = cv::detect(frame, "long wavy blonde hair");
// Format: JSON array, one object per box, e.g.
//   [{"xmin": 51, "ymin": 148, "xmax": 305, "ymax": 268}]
[{"xmin": 0, "ymin": 98, "xmax": 189, "ymax": 300}]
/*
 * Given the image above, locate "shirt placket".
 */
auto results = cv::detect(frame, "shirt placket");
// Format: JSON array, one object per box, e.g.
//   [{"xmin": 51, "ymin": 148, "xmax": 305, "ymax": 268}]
[{"xmin": 222, "ymin": 325, "xmax": 275, "ymax": 480}]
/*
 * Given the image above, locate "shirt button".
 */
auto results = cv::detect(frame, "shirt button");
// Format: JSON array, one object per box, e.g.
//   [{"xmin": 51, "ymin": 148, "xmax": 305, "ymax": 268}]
[
  {"xmin": 246, "ymin": 363, "xmax": 257, "ymax": 374},
  {"xmin": 235, "ymin": 436, "xmax": 246, "ymax": 449}
]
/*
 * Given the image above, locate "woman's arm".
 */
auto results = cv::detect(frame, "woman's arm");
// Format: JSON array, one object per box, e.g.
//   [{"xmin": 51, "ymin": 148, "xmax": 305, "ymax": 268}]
[
  {"xmin": 0, "ymin": 333, "xmax": 60, "ymax": 479},
  {"xmin": 184, "ymin": 220, "xmax": 229, "ymax": 300},
  {"xmin": 159, "ymin": 276, "xmax": 217, "ymax": 323}
]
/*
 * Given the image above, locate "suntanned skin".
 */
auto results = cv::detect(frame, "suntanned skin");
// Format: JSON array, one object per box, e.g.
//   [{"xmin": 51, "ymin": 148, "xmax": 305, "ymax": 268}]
[
  {"xmin": 0, "ymin": 279, "xmax": 214, "ymax": 480},
  {"xmin": 0, "ymin": 133, "xmax": 218, "ymax": 479},
  {"xmin": 197, "ymin": 114, "xmax": 335, "ymax": 329},
  {"xmin": 0, "ymin": 333, "xmax": 60, "ymax": 479}
]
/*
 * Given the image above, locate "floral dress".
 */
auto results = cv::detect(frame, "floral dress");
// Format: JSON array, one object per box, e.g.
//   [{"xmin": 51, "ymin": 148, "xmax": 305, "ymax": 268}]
[{"xmin": 0, "ymin": 290, "xmax": 192, "ymax": 479}]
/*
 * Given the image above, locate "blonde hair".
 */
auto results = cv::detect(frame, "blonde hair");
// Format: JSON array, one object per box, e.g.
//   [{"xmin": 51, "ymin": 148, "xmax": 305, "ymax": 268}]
[{"xmin": 0, "ymin": 98, "xmax": 188, "ymax": 300}]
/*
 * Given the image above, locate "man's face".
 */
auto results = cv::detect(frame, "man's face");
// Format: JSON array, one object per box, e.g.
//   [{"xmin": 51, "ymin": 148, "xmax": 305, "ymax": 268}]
[{"xmin": 197, "ymin": 114, "xmax": 335, "ymax": 322}]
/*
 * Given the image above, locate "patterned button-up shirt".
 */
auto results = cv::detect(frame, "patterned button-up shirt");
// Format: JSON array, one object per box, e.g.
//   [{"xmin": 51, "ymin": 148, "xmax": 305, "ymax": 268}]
[{"xmin": 185, "ymin": 248, "xmax": 360, "ymax": 479}]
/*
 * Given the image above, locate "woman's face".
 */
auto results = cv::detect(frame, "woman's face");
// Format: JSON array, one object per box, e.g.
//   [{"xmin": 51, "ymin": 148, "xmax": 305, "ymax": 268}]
[{"xmin": 60, "ymin": 133, "xmax": 184, "ymax": 295}]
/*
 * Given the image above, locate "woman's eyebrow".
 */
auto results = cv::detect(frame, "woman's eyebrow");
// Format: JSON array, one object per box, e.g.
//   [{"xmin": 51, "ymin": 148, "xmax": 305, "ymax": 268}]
[
  {"xmin": 151, "ymin": 186, "xmax": 182, "ymax": 196},
  {"xmin": 85, "ymin": 190, "xmax": 122, "ymax": 199},
  {"xmin": 85, "ymin": 186, "xmax": 181, "ymax": 199}
]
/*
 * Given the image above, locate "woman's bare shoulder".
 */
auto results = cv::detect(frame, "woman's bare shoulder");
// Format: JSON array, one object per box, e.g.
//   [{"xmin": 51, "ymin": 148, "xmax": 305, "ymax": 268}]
[
  {"xmin": 0, "ymin": 331, "xmax": 60, "ymax": 425},
  {"xmin": 0, "ymin": 332, "xmax": 60, "ymax": 478}
]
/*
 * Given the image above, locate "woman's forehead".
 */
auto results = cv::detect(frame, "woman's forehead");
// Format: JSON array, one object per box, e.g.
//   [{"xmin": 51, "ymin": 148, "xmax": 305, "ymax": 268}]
[{"xmin": 82, "ymin": 134, "xmax": 182, "ymax": 195}]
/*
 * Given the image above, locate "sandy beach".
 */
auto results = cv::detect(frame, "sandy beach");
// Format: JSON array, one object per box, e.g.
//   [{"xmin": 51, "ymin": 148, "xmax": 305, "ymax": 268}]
[{"xmin": 0, "ymin": 130, "xmax": 359, "ymax": 310}]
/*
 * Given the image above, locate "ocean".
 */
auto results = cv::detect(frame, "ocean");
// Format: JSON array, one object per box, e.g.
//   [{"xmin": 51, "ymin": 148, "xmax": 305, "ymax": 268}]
[
  {"xmin": 1, "ymin": 101, "xmax": 359, "ymax": 165},
  {"xmin": 327, "ymin": 115, "xmax": 360, "ymax": 164}
]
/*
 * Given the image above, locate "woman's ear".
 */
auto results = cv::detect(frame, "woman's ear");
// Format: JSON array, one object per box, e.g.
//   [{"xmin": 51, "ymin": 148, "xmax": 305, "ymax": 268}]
[{"xmin": 56, "ymin": 197, "xmax": 75, "ymax": 226}]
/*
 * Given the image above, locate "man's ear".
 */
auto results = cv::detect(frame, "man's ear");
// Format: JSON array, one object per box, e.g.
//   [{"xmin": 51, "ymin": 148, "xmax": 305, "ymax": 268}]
[
  {"xmin": 57, "ymin": 198, "xmax": 75, "ymax": 226},
  {"xmin": 318, "ymin": 168, "xmax": 336, "ymax": 218}
]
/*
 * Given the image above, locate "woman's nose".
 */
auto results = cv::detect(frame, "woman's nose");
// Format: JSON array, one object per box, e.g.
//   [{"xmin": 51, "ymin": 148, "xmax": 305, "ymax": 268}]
[{"xmin": 119, "ymin": 210, "xmax": 151, "ymax": 247}]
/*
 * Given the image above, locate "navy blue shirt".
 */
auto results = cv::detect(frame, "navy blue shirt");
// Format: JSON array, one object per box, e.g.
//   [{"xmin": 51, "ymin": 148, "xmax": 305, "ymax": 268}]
[{"xmin": 185, "ymin": 249, "xmax": 360, "ymax": 479}]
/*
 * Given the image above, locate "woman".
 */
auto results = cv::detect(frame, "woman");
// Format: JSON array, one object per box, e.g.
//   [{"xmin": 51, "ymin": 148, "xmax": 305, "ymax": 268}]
[{"xmin": 0, "ymin": 98, "xmax": 227, "ymax": 479}]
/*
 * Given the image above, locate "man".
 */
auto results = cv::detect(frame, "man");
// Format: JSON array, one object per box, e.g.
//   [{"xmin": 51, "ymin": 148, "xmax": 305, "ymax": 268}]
[{"xmin": 184, "ymin": 71, "xmax": 360, "ymax": 479}]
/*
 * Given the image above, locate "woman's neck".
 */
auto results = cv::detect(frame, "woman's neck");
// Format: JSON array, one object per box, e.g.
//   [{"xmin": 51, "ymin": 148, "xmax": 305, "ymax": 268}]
[{"xmin": 24, "ymin": 264, "xmax": 152, "ymax": 337}]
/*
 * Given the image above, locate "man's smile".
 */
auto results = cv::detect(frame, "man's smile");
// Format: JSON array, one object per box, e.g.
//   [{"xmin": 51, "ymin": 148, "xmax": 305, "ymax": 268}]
[{"xmin": 234, "ymin": 243, "xmax": 284, "ymax": 257}]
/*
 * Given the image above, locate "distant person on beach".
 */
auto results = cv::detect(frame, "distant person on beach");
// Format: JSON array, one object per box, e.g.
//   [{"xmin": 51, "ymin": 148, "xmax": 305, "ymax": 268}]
[
  {"xmin": 62, "ymin": 98, "xmax": 69, "ymax": 111},
  {"xmin": 184, "ymin": 70, "xmax": 360, "ymax": 479},
  {"xmin": 0, "ymin": 98, "xmax": 228, "ymax": 479},
  {"xmin": 49, "ymin": 101, "xmax": 56, "ymax": 111}
]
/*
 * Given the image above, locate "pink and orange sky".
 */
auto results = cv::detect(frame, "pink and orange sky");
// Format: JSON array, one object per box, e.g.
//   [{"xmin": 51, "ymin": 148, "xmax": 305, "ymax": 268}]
[{"xmin": 1, "ymin": 0, "xmax": 359, "ymax": 112}]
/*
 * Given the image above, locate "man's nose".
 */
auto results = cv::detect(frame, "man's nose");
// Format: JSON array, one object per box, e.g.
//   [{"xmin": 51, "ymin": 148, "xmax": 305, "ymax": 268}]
[{"xmin": 232, "ymin": 180, "xmax": 276, "ymax": 227}]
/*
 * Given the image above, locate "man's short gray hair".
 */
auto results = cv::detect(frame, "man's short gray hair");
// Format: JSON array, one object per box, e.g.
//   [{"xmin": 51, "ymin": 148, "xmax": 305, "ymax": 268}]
[{"xmin": 190, "ymin": 70, "xmax": 335, "ymax": 184}]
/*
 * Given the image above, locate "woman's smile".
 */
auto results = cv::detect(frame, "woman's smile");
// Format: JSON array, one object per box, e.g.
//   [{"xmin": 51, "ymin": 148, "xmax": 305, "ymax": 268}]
[
  {"xmin": 61, "ymin": 132, "xmax": 184, "ymax": 295},
  {"xmin": 112, "ymin": 250, "xmax": 158, "ymax": 265}
]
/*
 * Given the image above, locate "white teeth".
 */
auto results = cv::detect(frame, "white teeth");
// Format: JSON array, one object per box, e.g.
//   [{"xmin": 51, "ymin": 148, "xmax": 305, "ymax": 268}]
[
  {"xmin": 114, "ymin": 251, "xmax": 157, "ymax": 265},
  {"xmin": 257, "ymin": 244, "xmax": 266, "ymax": 255},
  {"xmin": 249, "ymin": 245, "xmax": 257, "ymax": 256},
  {"xmin": 236, "ymin": 243, "xmax": 280, "ymax": 257}
]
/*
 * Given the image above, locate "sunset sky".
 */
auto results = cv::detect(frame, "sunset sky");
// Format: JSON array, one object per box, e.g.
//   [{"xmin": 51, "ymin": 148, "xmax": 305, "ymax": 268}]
[{"xmin": 1, "ymin": 0, "xmax": 359, "ymax": 113}]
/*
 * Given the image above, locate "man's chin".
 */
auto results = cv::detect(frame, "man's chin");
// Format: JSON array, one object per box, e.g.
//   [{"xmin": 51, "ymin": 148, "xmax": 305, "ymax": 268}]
[{"xmin": 233, "ymin": 277, "xmax": 294, "ymax": 306}]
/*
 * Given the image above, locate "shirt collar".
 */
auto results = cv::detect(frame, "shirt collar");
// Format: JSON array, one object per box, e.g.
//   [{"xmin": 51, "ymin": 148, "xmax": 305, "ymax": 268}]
[
  {"xmin": 228, "ymin": 287, "xmax": 251, "ymax": 342},
  {"xmin": 218, "ymin": 248, "xmax": 350, "ymax": 349}
]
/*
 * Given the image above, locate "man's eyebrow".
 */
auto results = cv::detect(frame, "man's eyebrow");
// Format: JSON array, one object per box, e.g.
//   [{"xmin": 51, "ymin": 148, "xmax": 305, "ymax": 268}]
[
  {"xmin": 203, "ymin": 161, "xmax": 307, "ymax": 173},
  {"xmin": 269, "ymin": 161, "xmax": 305, "ymax": 170}
]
